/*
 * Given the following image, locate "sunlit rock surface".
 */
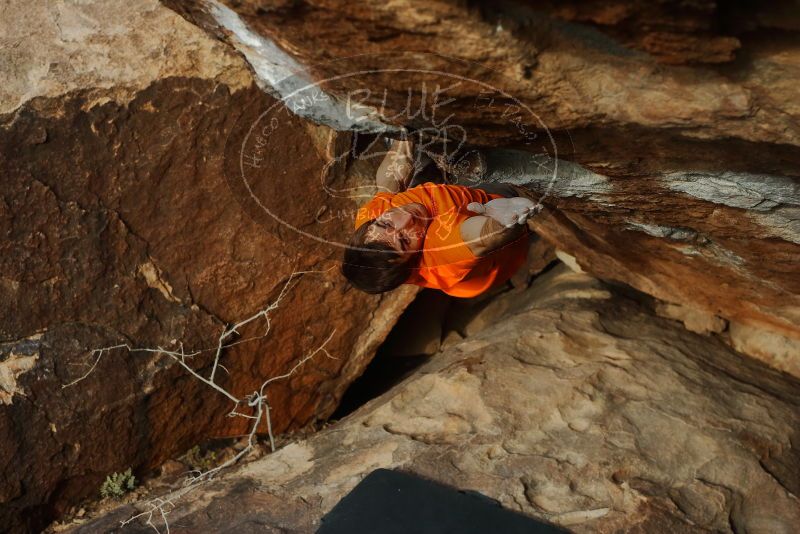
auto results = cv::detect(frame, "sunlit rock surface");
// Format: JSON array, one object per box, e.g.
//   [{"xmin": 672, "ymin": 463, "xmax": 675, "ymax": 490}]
[
  {"xmin": 72, "ymin": 266, "xmax": 800, "ymax": 533},
  {"xmin": 0, "ymin": 1, "xmax": 413, "ymax": 531}
]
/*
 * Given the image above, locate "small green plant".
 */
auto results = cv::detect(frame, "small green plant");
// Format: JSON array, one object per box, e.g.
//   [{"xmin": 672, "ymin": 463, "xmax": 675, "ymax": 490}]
[
  {"xmin": 182, "ymin": 445, "xmax": 218, "ymax": 471},
  {"xmin": 100, "ymin": 468, "xmax": 136, "ymax": 499}
]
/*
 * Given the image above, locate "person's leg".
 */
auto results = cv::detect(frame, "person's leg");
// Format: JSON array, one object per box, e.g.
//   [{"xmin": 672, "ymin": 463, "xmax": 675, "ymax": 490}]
[
  {"xmin": 431, "ymin": 149, "xmax": 487, "ymax": 187},
  {"xmin": 407, "ymin": 151, "xmax": 443, "ymax": 188},
  {"xmin": 472, "ymin": 181, "xmax": 520, "ymax": 198}
]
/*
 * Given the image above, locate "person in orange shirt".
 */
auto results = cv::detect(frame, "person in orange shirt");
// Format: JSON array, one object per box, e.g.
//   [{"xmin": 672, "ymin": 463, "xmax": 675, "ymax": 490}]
[{"xmin": 341, "ymin": 138, "xmax": 538, "ymax": 298}]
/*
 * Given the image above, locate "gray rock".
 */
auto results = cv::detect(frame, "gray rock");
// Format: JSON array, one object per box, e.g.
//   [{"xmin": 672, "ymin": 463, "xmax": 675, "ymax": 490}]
[{"xmin": 76, "ymin": 267, "xmax": 800, "ymax": 533}]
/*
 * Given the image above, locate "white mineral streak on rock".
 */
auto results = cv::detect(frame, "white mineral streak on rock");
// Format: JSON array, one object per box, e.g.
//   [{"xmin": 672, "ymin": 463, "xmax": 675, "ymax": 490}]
[
  {"xmin": 625, "ymin": 222, "xmax": 701, "ymax": 242},
  {"xmin": 484, "ymin": 149, "xmax": 611, "ymax": 201},
  {"xmin": 205, "ymin": 0, "xmax": 396, "ymax": 133},
  {"xmin": 664, "ymin": 171, "xmax": 800, "ymax": 244},
  {"xmin": 665, "ymin": 171, "xmax": 799, "ymax": 210}
]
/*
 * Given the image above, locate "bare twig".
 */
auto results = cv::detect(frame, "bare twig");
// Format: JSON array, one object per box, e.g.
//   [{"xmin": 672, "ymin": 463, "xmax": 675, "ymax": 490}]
[{"xmin": 69, "ymin": 268, "xmax": 337, "ymax": 533}]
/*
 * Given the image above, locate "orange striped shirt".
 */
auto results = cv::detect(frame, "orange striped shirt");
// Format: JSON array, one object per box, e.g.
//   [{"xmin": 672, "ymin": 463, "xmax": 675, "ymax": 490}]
[{"xmin": 355, "ymin": 183, "xmax": 528, "ymax": 297}]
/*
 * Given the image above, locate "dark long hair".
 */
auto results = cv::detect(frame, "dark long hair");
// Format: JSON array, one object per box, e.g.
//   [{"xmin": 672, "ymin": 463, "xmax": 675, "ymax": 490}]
[{"xmin": 340, "ymin": 219, "xmax": 418, "ymax": 294}]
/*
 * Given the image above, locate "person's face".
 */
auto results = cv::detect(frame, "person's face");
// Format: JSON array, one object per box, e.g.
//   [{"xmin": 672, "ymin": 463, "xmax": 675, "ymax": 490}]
[{"xmin": 365, "ymin": 203, "xmax": 429, "ymax": 258}]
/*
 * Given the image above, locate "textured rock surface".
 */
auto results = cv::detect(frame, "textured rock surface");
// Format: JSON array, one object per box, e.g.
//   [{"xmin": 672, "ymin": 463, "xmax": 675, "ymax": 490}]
[
  {"xmin": 5, "ymin": 1, "xmax": 800, "ymax": 531},
  {"xmin": 165, "ymin": 0, "xmax": 800, "ymax": 368},
  {"xmin": 70, "ymin": 265, "xmax": 800, "ymax": 533},
  {"xmin": 0, "ymin": 1, "xmax": 413, "ymax": 531}
]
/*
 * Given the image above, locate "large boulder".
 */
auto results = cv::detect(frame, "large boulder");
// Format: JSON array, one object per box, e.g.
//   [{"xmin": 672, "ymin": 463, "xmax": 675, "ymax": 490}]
[
  {"xmin": 164, "ymin": 0, "xmax": 800, "ymax": 373},
  {"xmin": 70, "ymin": 265, "xmax": 800, "ymax": 533},
  {"xmin": 0, "ymin": 1, "xmax": 413, "ymax": 531}
]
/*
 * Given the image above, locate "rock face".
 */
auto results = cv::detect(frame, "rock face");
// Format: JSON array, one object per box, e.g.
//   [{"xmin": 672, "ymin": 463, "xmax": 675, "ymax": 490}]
[
  {"xmin": 5, "ymin": 1, "xmax": 800, "ymax": 532},
  {"xmin": 0, "ymin": 1, "xmax": 413, "ymax": 531},
  {"xmin": 71, "ymin": 265, "xmax": 800, "ymax": 533},
  {"xmin": 165, "ymin": 0, "xmax": 800, "ymax": 373}
]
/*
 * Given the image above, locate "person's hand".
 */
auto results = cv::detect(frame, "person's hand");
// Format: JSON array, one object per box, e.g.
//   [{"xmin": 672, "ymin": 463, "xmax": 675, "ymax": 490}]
[
  {"xmin": 466, "ymin": 197, "xmax": 539, "ymax": 228},
  {"xmin": 376, "ymin": 136, "xmax": 416, "ymax": 193},
  {"xmin": 388, "ymin": 136, "xmax": 414, "ymax": 155}
]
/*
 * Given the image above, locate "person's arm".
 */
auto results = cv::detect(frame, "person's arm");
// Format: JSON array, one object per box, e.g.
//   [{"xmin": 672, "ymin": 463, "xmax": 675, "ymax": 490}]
[
  {"xmin": 460, "ymin": 196, "xmax": 537, "ymax": 256},
  {"xmin": 460, "ymin": 216, "xmax": 526, "ymax": 257},
  {"xmin": 375, "ymin": 139, "xmax": 414, "ymax": 193}
]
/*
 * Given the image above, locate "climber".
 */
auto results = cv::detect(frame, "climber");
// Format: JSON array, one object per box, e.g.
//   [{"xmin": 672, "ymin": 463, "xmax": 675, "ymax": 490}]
[{"xmin": 340, "ymin": 137, "xmax": 538, "ymax": 297}]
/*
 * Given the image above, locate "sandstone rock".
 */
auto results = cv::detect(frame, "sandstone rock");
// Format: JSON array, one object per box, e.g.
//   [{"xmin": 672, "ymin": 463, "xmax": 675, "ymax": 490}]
[
  {"xmin": 527, "ymin": 207, "xmax": 800, "ymax": 375},
  {"xmin": 554, "ymin": 250, "xmax": 585, "ymax": 274},
  {"xmin": 654, "ymin": 302, "xmax": 727, "ymax": 336},
  {"xmin": 6, "ymin": 0, "xmax": 800, "ymax": 531},
  {"xmin": 165, "ymin": 0, "xmax": 800, "ymax": 145},
  {"xmin": 164, "ymin": 0, "xmax": 800, "ymax": 371},
  {"xmin": 0, "ymin": 1, "xmax": 413, "ymax": 531},
  {"xmin": 70, "ymin": 267, "xmax": 800, "ymax": 533},
  {"xmin": 451, "ymin": 264, "xmax": 611, "ymax": 338},
  {"xmin": 156, "ymin": 460, "xmax": 186, "ymax": 478},
  {"xmin": 537, "ymin": 0, "xmax": 744, "ymax": 64},
  {"xmin": 511, "ymin": 233, "xmax": 557, "ymax": 288},
  {"xmin": 728, "ymin": 322, "xmax": 800, "ymax": 379}
]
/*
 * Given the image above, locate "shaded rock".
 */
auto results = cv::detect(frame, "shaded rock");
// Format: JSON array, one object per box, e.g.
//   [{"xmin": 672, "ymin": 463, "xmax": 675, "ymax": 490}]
[
  {"xmin": 380, "ymin": 289, "xmax": 447, "ymax": 357},
  {"xmin": 0, "ymin": 1, "xmax": 413, "ymax": 530},
  {"xmin": 453, "ymin": 264, "xmax": 611, "ymax": 338},
  {"xmin": 528, "ymin": 207, "xmax": 800, "ymax": 375},
  {"xmin": 511, "ymin": 233, "xmax": 558, "ymax": 288},
  {"xmin": 536, "ymin": 0, "xmax": 744, "ymax": 64},
  {"xmin": 165, "ymin": 0, "xmax": 800, "ymax": 370},
  {"xmin": 71, "ymin": 267, "xmax": 800, "ymax": 533}
]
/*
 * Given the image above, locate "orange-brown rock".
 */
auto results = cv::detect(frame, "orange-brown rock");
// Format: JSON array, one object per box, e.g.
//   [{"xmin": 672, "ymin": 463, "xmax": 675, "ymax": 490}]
[
  {"xmin": 67, "ymin": 267, "xmax": 800, "ymax": 533},
  {"xmin": 4, "ymin": 0, "xmax": 800, "ymax": 531},
  {"xmin": 0, "ymin": 1, "xmax": 413, "ymax": 532},
  {"xmin": 165, "ymin": 0, "xmax": 800, "ymax": 371}
]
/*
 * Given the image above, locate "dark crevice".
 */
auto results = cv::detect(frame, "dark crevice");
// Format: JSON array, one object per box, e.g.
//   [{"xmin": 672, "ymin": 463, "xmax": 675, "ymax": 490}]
[
  {"xmin": 331, "ymin": 290, "xmax": 449, "ymax": 420},
  {"xmin": 332, "ymin": 352, "xmax": 432, "ymax": 420},
  {"xmin": 332, "ymin": 277, "xmax": 525, "ymax": 420}
]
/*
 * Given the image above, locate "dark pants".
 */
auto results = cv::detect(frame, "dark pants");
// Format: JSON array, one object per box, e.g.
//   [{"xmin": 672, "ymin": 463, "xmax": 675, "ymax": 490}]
[
  {"xmin": 472, "ymin": 181, "xmax": 520, "ymax": 198},
  {"xmin": 408, "ymin": 159, "xmax": 519, "ymax": 198}
]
